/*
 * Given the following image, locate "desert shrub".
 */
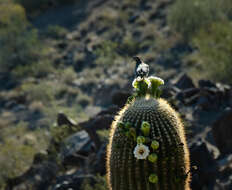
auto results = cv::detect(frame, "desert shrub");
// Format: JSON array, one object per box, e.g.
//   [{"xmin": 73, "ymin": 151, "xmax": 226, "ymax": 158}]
[
  {"xmin": 44, "ymin": 25, "xmax": 68, "ymax": 39},
  {"xmin": 119, "ymin": 34, "xmax": 140, "ymax": 56},
  {"xmin": 77, "ymin": 93, "xmax": 92, "ymax": 108},
  {"xmin": 81, "ymin": 175, "xmax": 107, "ymax": 190},
  {"xmin": 15, "ymin": 0, "xmax": 81, "ymax": 15},
  {"xmin": 94, "ymin": 41, "xmax": 119, "ymax": 65},
  {"xmin": 13, "ymin": 60, "xmax": 54, "ymax": 78},
  {"xmin": 0, "ymin": 122, "xmax": 49, "ymax": 189},
  {"xmin": 96, "ymin": 129, "xmax": 109, "ymax": 142},
  {"xmin": 14, "ymin": 0, "xmax": 49, "ymax": 14},
  {"xmin": 221, "ymin": 0, "xmax": 232, "ymax": 19},
  {"xmin": 0, "ymin": 140, "xmax": 36, "ymax": 188},
  {"xmin": 167, "ymin": 0, "xmax": 224, "ymax": 41},
  {"xmin": 49, "ymin": 124, "xmax": 79, "ymax": 159},
  {"xmin": 0, "ymin": 1, "xmax": 50, "ymax": 79},
  {"xmin": 190, "ymin": 21, "xmax": 232, "ymax": 83},
  {"xmin": 21, "ymin": 82, "xmax": 55, "ymax": 104},
  {"xmin": 60, "ymin": 67, "xmax": 77, "ymax": 85}
]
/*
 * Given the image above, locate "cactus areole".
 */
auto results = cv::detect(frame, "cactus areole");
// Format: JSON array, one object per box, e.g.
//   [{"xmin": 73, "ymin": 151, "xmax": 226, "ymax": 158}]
[{"xmin": 106, "ymin": 58, "xmax": 191, "ymax": 190}]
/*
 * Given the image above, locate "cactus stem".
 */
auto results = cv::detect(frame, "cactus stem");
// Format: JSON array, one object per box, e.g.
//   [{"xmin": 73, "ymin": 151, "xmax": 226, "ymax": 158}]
[{"xmin": 107, "ymin": 62, "xmax": 190, "ymax": 190}]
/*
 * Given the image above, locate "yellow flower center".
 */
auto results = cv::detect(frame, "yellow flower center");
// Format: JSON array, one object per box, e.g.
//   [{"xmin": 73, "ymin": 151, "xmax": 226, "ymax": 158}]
[{"xmin": 139, "ymin": 149, "xmax": 145, "ymax": 155}]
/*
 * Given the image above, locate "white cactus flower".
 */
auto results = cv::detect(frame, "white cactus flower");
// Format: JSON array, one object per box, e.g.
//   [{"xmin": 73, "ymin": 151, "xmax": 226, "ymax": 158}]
[
  {"xmin": 148, "ymin": 76, "xmax": 164, "ymax": 85},
  {"xmin": 133, "ymin": 144, "xmax": 150, "ymax": 160}
]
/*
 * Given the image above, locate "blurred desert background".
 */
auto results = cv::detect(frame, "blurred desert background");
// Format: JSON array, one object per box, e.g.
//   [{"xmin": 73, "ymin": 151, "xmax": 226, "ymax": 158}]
[{"xmin": 0, "ymin": 0, "xmax": 232, "ymax": 189}]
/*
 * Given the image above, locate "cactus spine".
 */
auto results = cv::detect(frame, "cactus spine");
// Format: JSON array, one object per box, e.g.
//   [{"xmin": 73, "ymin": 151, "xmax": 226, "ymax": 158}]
[{"xmin": 106, "ymin": 62, "xmax": 191, "ymax": 190}]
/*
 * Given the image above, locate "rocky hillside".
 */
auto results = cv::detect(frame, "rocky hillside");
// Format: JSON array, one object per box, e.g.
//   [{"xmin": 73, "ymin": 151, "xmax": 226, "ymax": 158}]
[{"xmin": 0, "ymin": 0, "xmax": 232, "ymax": 189}]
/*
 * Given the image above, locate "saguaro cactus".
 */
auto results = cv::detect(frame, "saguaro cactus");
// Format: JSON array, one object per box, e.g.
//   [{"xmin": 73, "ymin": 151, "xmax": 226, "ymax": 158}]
[{"xmin": 106, "ymin": 62, "xmax": 191, "ymax": 190}]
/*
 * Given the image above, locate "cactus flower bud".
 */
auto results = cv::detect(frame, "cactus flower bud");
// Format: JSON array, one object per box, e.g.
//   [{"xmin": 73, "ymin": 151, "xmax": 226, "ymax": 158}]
[
  {"xmin": 151, "ymin": 140, "xmax": 159, "ymax": 150},
  {"xmin": 149, "ymin": 174, "xmax": 158, "ymax": 183},
  {"xmin": 137, "ymin": 136, "xmax": 146, "ymax": 144},
  {"xmin": 141, "ymin": 121, "xmax": 150, "ymax": 136},
  {"xmin": 148, "ymin": 153, "xmax": 158, "ymax": 163}
]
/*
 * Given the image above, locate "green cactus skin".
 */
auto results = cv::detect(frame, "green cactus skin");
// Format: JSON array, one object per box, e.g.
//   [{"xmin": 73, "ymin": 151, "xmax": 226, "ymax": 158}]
[{"xmin": 106, "ymin": 70, "xmax": 190, "ymax": 190}]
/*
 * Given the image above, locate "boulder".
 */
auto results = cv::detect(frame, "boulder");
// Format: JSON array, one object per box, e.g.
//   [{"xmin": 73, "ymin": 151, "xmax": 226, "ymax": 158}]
[
  {"xmin": 52, "ymin": 172, "xmax": 95, "ymax": 190},
  {"xmin": 92, "ymin": 143, "xmax": 107, "ymax": 175},
  {"xmin": 6, "ymin": 157, "xmax": 58, "ymax": 190},
  {"xmin": 190, "ymin": 140, "xmax": 218, "ymax": 189},
  {"xmin": 198, "ymin": 80, "xmax": 216, "ymax": 88},
  {"xmin": 128, "ymin": 14, "xmax": 140, "ymax": 23},
  {"xmin": 176, "ymin": 88, "xmax": 200, "ymax": 102},
  {"xmin": 61, "ymin": 130, "xmax": 93, "ymax": 166},
  {"xmin": 175, "ymin": 73, "xmax": 195, "ymax": 90},
  {"xmin": 212, "ymin": 108, "xmax": 232, "ymax": 155},
  {"xmin": 161, "ymin": 85, "xmax": 180, "ymax": 99},
  {"xmin": 111, "ymin": 91, "xmax": 131, "ymax": 107}
]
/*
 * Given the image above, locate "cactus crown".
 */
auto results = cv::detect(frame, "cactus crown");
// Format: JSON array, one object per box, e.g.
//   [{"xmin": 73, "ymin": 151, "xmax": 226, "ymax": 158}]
[
  {"xmin": 107, "ymin": 58, "xmax": 190, "ymax": 190},
  {"xmin": 131, "ymin": 73, "xmax": 164, "ymax": 99}
]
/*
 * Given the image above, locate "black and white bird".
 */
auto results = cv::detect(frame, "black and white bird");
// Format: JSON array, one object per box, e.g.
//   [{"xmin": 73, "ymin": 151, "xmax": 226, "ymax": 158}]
[{"xmin": 133, "ymin": 56, "xmax": 149, "ymax": 78}]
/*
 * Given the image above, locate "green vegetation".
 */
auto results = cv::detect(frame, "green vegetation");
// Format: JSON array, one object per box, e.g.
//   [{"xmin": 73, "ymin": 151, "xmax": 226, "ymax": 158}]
[
  {"xmin": 19, "ymin": 79, "xmax": 89, "ymax": 125},
  {"xmin": 15, "ymin": 0, "xmax": 81, "ymax": 15},
  {"xmin": 44, "ymin": 25, "xmax": 68, "ymax": 39},
  {"xmin": 94, "ymin": 41, "xmax": 119, "ymax": 65},
  {"xmin": 81, "ymin": 175, "xmax": 108, "ymax": 190},
  {"xmin": 168, "ymin": 0, "xmax": 223, "ymax": 41},
  {"xmin": 0, "ymin": 0, "xmax": 53, "ymax": 79},
  {"xmin": 0, "ymin": 122, "xmax": 49, "ymax": 189},
  {"xmin": 190, "ymin": 21, "xmax": 232, "ymax": 83},
  {"xmin": 107, "ymin": 76, "xmax": 190, "ymax": 190},
  {"xmin": 168, "ymin": 0, "xmax": 232, "ymax": 83},
  {"xmin": 120, "ymin": 34, "xmax": 140, "ymax": 56},
  {"xmin": 1, "ymin": 0, "xmax": 232, "ymax": 189}
]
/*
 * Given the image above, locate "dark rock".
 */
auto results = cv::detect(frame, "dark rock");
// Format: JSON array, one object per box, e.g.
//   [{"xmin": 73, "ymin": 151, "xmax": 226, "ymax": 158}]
[
  {"xmin": 149, "ymin": 11, "xmax": 164, "ymax": 20},
  {"xmin": 57, "ymin": 112, "xmax": 77, "ymax": 127},
  {"xmin": 6, "ymin": 159, "xmax": 58, "ymax": 190},
  {"xmin": 139, "ymin": 0, "xmax": 152, "ymax": 10},
  {"xmin": 0, "ymin": 72, "xmax": 17, "ymax": 89},
  {"xmin": 58, "ymin": 106, "xmax": 117, "ymax": 151},
  {"xmin": 216, "ymin": 154, "xmax": 232, "ymax": 190},
  {"xmin": 57, "ymin": 41, "xmax": 67, "ymax": 49},
  {"xmin": 175, "ymin": 73, "xmax": 195, "ymax": 90},
  {"xmin": 190, "ymin": 140, "xmax": 218, "ymax": 189},
  {"xmin": 53, "ymin": 172, "xmax": 95, "ymax": 190},
  {"xmin": 161, "ymin": 85, "xmax": 180, "ymax": 99},
  {"xmin": 198, "ymin": 80, "xmax": 217, "ymax": 88},
  {"xmin": 195, "ymin": 96, "xmax": 211, "ymax": 110},
  {"xmin": 97, "ymin": 105, "xmax": 119, "ymax": 116},
  {"xmin": 132, "ymin": 30, "xmax": 142, "ymax": 38},
  {"xmin": 176, "ymin": 88, "xmax": 200, "ymax": 100},
  {"xmin": 215, "ymin": 154, "xmax": 232, "ymax": 190},
  {"xmin": 78, "ymin": 109, "xmax": 115, "ymax": 149},
  {"xmin": 216, "ymin": 83, "xmax": 231, "ymax": 93},
  {"xmin": 112, "ymin": 91, "xmax": 131, "ymax": 107},
  {"xmin": 94, "ymin": 83, "xmax": 120, "ymax": 107},
  {"xmin": 216, "ymin": 83, "xmax": 231, "ymax": 102},
  {"xmin": 215, "ymin": 180, "xmax": 232, "ymax": 190},
  {"xmin": 62, "ymin": 130, "xmax": 93, "ymax": 166},
  {"xmin": 96, "ymin": 26, "xmax": 108, "ymax": 35},
  {"xmin": 74, "ymin": 59, "xmax": 85, "ymax": 72},
  {"xmin": 176, "ymin": 88, "xmax": 201, "ymax": 105},
  {"xmin": 4, "ymin": 100, "xmax": 17, "ymax": 109},
  {"xmin": 212, "ymin": 108, "xmax": 232, "ymax": 155},
  {"xmin": 92, "ymin": 143, "xmax": 107, "ymax": 175},
  {"xmin": 81, "ymin": 114, "xmax": 114, "ymax": 131},
  {"xmin": 12, "ymin": 104, "xmax": 27, "ymax": 112},
  {"xmin": 218, "ymin": 154, "xmax": 232, "ymax": 171},
  {"xmin": 128, "ymin": 14, "xmax": 140, "ymax": 23},
  {"xmin": 229, "ymin": 90, "xmax": 232, "ymax": 107},
  {"xmin": 184, "ymin": 93, "xmax": 200, "ymax": 106}
]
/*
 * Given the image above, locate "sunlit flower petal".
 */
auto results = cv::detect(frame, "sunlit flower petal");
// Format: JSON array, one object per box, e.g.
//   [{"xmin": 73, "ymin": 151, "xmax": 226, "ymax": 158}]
[{"xmin": 133, "ymin": 144, "xmax": 150, "ymax": 159}]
